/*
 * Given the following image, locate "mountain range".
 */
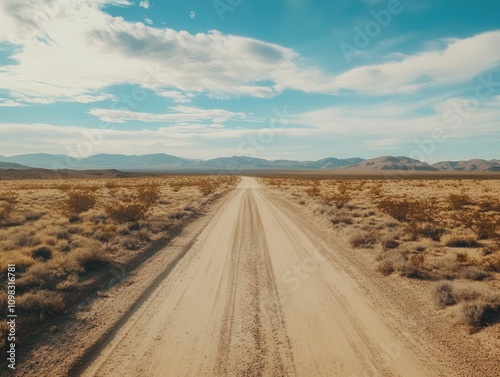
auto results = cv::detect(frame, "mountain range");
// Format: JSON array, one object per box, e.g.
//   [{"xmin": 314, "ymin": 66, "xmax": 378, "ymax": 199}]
[{"xmin": 0, "ymin": 153, "xmax": 499, "ymax": 172}]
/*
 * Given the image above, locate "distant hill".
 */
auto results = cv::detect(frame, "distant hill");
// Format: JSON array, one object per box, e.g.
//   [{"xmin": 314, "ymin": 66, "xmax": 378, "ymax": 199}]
[
  {"xmin": 0, "ymin": 161, "xmax": 32, "ymax": 170},
  {"xmin": 0, "ymin": 168, "xmax": 135, "ymax": 180},
  {"xmin": 0, "ymin": 153, "xmax": 189, "ymax": 170},
  {"xmin": 0, "ymin": 153, "xmax": 364, "ymax": 171},
  {"xmin": 432, "ymin": 159, "xmax": 500, "ymax": 172},
  {"xmin": 344, "ymin": 156, "xmax": 438, "ymax": 171},
  {"xmin": 196, "ymin": 156, "xmax": 364, "ymax": 170},
  {"xmin": 0, "ymin": 153, "xmax": 498, "ymax": 172}
]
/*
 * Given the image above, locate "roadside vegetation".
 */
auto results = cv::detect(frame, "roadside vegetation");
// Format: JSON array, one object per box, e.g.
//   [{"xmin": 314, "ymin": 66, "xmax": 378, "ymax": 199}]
[
  {"xmin": 0, "ymin": 175, "xmax": 237, "ymax": 355},
  {"xmin": 262, "ymin": 177, "xmax": 500, "ymax": 330}
]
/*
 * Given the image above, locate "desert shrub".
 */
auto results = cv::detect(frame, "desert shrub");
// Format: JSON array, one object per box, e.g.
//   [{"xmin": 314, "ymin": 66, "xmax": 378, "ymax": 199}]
[
  {"xmin": 403, "ymin": 222, "xmax": 445, "ymax": 241},
  {"xmin": 323, "ymin": 192, "xmax": 351, "ymax": 209},
  {"xmin": 0, "ymin": 252, "xmax": 34, "ymax": 275},
  {"xmin": 461, "ymin": 301, "xmax": 500, "ymax": 327},
  {"xmin": 398, "ymin": 254, "xmax": 427, "ymax": 278},
  {"xmin": 434, "ymin": 283, "xmax": 500, "ymax": 327},
  {"xmin": 453, "ymin": 210, "xmax": 499, "ymax": 240},
  {"xmin": 447, "ymin": 193, "xmax": 473, "ymax": 210},
  {"xmin": 442, "ymin": 232, "xmax": 479, "ymax": 248},
  {"xmin": 17, "ymin": 290, "xmax": 66, "ymax": 316},
  {"xmin": 337, "ymin": 182, "xmax": 350, "ymax": 194},
  {"xmin": 56, "ymin": 274, "xmax": 79, "ymax": 290},
  {"xmin": 32, "ymin": 246, "xmax": 52, "ymax": 261},
  {"xmin": 350, "ymin": 229, "xmax": 379, "ymax": 248},
  {"xmin": 105, "ymin": 180, "xmax": 120, "ymax": 189},
  {"xmin": 478, "ymin": 199, "xmax": 500, "ymax": 212},
  {"xmin": 377, "ymin": 259, "xmax": 395, "ymax": 276},
  {"xmin": 105, "ymin": 202, "xmax": 149, "ymax": 223},
  {"xmin": 198, "ymin": 183, "xmax": 216, "ymax": 196},
  {"xmin": 0, "ymin": 190, "xmax": 18, "ymax": 224},
  {"xmin": 18, "ymin": 262, "xmax": 59, "ymax": 287},
  {"xmin": 121, "ymin": 236, "xmax": 142, "ymax": 250},
  {"xmin": 305, "ymin": 186, "xmax": 321, "ymax": 197},
  {"xmin": 330, "ymin": 214, "xmax": 353, "ymax": 225},
  {"xmin": 65, "ymin": 190, "xmax": 96, "ymax": 216},
  {"xmin": 458, "ymin": 266, "xmax": 489, "ymax": 281},
  {"xmin": 0, "ymin": 191, "xmax": 18, "ymax": 203},
  {"xmin": 381, "ymin": 239, "xmax": 400, "ymax": 250},
  {"xmin": 137, "ymin": 186, "xmax": 160, "ymax": 206},
  {"xmin": 375, "ymin": 249, "xmax": 408, "ymax": 276},
  {"xmin": 72, "ymin": 248, "xmax": 111, "ymax": 271},
  {"xmin": 369, "ymin": 184, "xmax": 383, "ymax": 197},
  {"xmin": 94, "ymin": 224, "xmax": 118, "ymax": 250},
  {"xmin": 434, "ymin": 283, "xmax": 456, "ymax": 307},
  {"xmin": 484, "ymin": 253, "xmax": 500, "ymax": 272},
  {"xmin": 456, "ymin": 252, "xmax": 471, "ymax": 264},
  {"xmin": 377, "ymin": 198, "xmax": 416, "ymax": 222}
]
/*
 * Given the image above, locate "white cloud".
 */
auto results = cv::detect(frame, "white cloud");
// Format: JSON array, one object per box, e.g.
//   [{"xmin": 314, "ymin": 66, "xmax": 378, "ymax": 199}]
[
  {"xmin": 291, "ymin": 95, "xmax": 500, "ymax": 144},
  {"xmin": 88, "ymin": 106, "xmax": 247, "ymax": 124},
  {"xmin": 0, "ymin": 0, "xmax": 498, "ymax": 107},
  {"xmin": 0, "ymin": 99, "xmax": 27, "ymax": 107},
  {"xmin": 332, "ymin": 31, "xmax": 500, "ymax": 94},
  {"xmin": 1, "ymin": 93, "xmax": 499, "ymax": 158},
  {"xmin": 158, "ymin": 90, "xmax": 194, "ymax": 103},
  {"xmin": 0, "ymin": 0, "xmax": 336, "ymax": 103},
  {"xmin": 139, "ymin": 0, "xmax": 150, "ymax": 9}
]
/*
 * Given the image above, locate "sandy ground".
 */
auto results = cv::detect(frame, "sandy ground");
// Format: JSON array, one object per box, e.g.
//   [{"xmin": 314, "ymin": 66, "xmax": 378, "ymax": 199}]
[{"xmin": 71, "ymin": 177, "xmax": 491, "ymax": 377}]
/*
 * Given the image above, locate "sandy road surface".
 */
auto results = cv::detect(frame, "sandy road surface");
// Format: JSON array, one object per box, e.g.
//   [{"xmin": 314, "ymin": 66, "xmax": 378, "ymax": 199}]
[{"xmin": 81, "ymin": 177, "xmax": 458, "ymax": 377}]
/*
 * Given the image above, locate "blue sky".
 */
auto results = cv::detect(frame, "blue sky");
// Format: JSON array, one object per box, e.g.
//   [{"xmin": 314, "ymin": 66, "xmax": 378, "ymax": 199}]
[{"xmin": 0, "ymin": 0, "xmax": 499, "ymax": 162}]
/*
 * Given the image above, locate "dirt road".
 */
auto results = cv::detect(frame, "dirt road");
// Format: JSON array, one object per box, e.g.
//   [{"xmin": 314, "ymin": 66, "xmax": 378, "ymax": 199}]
[{"xmin": 81, "ymin": 177, "xmax": 458, "ymax": 377}]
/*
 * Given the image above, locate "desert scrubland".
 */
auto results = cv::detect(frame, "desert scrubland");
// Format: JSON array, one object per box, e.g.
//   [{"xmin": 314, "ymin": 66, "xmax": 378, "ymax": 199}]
[
  {"xmin": 0, "ymin": 175, "xmax": 237, "ymax": 357},
  {"xmin": 261, "ymin": 177, "xmax": 500, "ymax": 328},
  {"xmin": 2, "ymin": 174, "xmax": 500, "ymax": 377}
]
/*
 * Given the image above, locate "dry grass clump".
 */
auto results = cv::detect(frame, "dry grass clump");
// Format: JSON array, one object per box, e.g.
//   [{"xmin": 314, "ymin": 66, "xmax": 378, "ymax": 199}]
[
  {"xmin": 64, "ymin": 190, "xmax": 96, "ymax": 216},
  {"xmin": 377, "ymin": 198, "xmax": 445, "ymax": 241},
  {"xmin": 377, "ymin": 248, "xmax": 428, "ymax": 279},
  {"xmin": 0, "ymin": 190, "xmax": 19, "ymax": 224},
  {"xmin": 377, "ymin": 198, "xmax": 416, "ymax": 222},
  {"xmin": 453, "ymin": 210, "xmax": 499, "ymax": 241},
  {"xmin": 447, "ymin": 192, "xmax": 473, "ymax": 210},
  {"xmin": 350, "ymin": 229, "xmax": 379, "ymax": 249},
  {"xmin": 434, "ymin": 282, "xmax": 457, "ymax": 307},
  {"xmin": 442, "ymin": 231, "xmax": 479, "ymax": 248},
  {"xmin": 16, "ymin": 290, "xmax": 66, "ymax": 317},
  {"xmin": 484, "ymin": 252, "xmax": 500, "ymax": 272},
  {"xmin": 136, "ymin": 185, "xmax": 160, "ymax": 206},
  {"xmin": 305, "ymin": 185, "xmax": 321, "ymax": 198},
  {"xmin": 105, "ymin": 203, "xmax": 149, "ymax": 223},
  {"xmin": 31, "ymin": 246, "xmax": 53, "ymax": 261},
  {"xmin": 323, "ymin": 192, "xmax": 351, "ymax": 209},
  {"xmin": 105, "ymin": 185, "xmax": 161, "ymax": 223},
  {"xmin": 434, "ymin": 283, "xmax": 500, "ymax": 327},
  {"xmin": 71, "ymin": 247, "xmax": 112, "ymax": 271}
]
